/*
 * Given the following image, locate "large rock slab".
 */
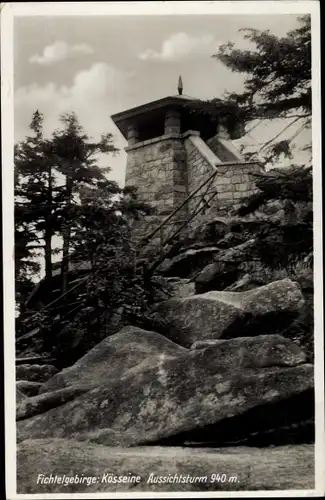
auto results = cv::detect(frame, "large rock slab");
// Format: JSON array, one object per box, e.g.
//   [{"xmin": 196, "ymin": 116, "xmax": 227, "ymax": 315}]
[
  {"xmin": 157, "ymin": 246, "xmax": 220, "ymax": 278},
  {"xmin": 17, "ymin": 386, "xmax": 89, "ymax": 421},
  {"xmin": 224, "ymin": 273, "xmax": 254, "ymax": 292},
  {"xmin": 148, "ymin": 279, "xmax": 305, "ymax": 347},
  {"xmin": 188, "ymin": 335, "xmax": 307, "ymax": 368},
  {"xmin": 17, "ymin": 439, "xmax": 314, "ymax": 493},
  {"xmin": 39, "ymin": 326, "xmax": 187, "ymax": 394},
  {"xmin": 156, "ymin": 218, "xmax": 272, "ymax": 281},
  {"xmin": 16, "ymin": 388, "xmax": 27, "ymax": 404},
  {"xmin": 17, "ymin": 334, "xmax": 313, "ymax": 446},
  {"xmin": 195, "ymin": 239, "xmax": 257, "ymax": 292},
  {"xmin": 152, "ymin": 276, "xmax": 196, "ymax": 302},
  {"xmin": 191, "ymin": 216, "xmax": 229, "ymax": 244},
  {"xmin": 189, "ymin": 335, "xmax": 306, "ymax": 361},
  {"xmin": 16, "ymin": 380, "xmax": 42, "ymax": 397},
  {"xmin": 16, "ymin": 364, "xmax": 59, "ymax": 383}
]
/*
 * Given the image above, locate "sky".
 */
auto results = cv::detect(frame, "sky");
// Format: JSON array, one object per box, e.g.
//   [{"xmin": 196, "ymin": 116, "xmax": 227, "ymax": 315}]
[{"xmin": 14, "ymin": 13, "xmax": 312, "ymax": 188}]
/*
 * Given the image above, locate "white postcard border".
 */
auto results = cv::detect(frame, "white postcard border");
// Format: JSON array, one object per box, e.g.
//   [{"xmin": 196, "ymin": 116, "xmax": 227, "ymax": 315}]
[{"xmin": 1, "ymin": 2, "xmax": 323, "ymax": 498}]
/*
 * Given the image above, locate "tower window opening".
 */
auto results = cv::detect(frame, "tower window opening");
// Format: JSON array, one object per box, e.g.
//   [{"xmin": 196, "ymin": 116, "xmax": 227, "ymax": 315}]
[{"xmin": 137, "ymin": 119, "xmax": 165, "ymax": 143}]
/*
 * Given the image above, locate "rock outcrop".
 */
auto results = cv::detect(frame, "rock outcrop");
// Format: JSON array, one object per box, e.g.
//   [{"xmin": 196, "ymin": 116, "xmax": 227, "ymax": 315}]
[
  {"xmin": 15, "ymin": 274, "xmax": 314, "ymax": 495},
  {"xmin": 39, "ymin": 326, "xmax": 188, "ymax": 394},
  {"xmin": 15, "ymin": 156, "xmax": 315, "ymax": 495},
  {"xmin": 195, "ymin": 239, "xmax": 257, "ymax": 293},
  {"xmin": 154, "ymin": 217, "xmax": 270, "ymax": 282},
  {"xmin": 147, "ymin": 279, "xmax": 305, "ymax": 347},
  {"xmin": 16, "ymin": 388, "xmax": 27, "ymax": 404},
  {"xmin": 189, "ymin": 335, "xmax": 307, "ymax": 362},
  {"xmin": 152, "ymin": 276, "xmax": 196, "ymax": 302},
  {"xmin": 17, "ymin": 386, "xmax": 90, "ymax": 421},
  {"xmin": 16, "ymin": 380, "xmax": 42, "ymax": 397},
  {"xmin": 16, "ymin": 364, "xmax": 59, "ymax": 383},
  {"xmin": 17, "ymin": 333, "xmax": 313, "ymax": 448},
  {"xmin": 157, "ymin": 246, "xmax": 220, "ymax": 278}
]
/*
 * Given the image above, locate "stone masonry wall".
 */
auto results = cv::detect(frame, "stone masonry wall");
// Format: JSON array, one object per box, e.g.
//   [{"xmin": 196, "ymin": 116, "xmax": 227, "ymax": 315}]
[
  {"xmin": 185, "ymin": 134, "xmax": 263, "ymax": 232},
  {"xmin": 184, "ymin": 135, "xmax": 220, "ymax": 232},
  {"xmin": 125, "ymin": 132, "xmax": 264, "ymax": 250},
  {"xmin": 125, "ymin": 134, "xmax": 188, "ymax": 248},
  {"xmin": 125, "ymin": 135, "xmax": 189, "ymax": 215}
]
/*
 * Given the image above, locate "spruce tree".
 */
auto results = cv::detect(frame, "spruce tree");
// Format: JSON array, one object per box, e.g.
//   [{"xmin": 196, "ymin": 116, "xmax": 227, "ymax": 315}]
[
  {"xmin": 15, "ymin": 110, "xmax": 58, "ymax": 289},
  {"xmin": 213, "ymin": 15, "xmax": 311, "ymax": 122},
  {"xmin": 49, "ymin": 112, "xmax": 118, "ymax": 295}
]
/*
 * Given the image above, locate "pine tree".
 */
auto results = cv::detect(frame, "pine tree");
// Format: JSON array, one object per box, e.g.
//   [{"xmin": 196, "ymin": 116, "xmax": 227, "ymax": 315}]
[
  {"xmin": 15, "ymin": 111, "xmax": 119, "ymax": 310},
  {"xmin": 50, "ymin": 112, "xmax": 118, "ymax": 295},
  {"xmin": 213, "ymin": 15, "xmax": 311, "ymax": 122},
  {"xmin": 15, "ymin": 111, "xmax": 59, "ymax": 288},
  {"xmin": 195, "ymin": 15, "xmax": 313, "ymax": 164},
  {"xmin": 15, "ymin": 111, "xmax": 154, "ymax": 362},
  {"xmin": 208, "ymin": 15, "xmax": 313, "ymax": 268},
  {"xmin": 37, "ymin": 183, "xmax": 153, "ymax": 366},
  {"xmin": 14, "ymin": 212, "xmax": 41, "ymax": 313}
]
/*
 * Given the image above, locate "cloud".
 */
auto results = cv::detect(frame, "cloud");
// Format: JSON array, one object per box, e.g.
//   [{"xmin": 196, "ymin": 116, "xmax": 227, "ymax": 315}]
[
  {"xmin": 15, "ymin": 62, "xmax": 135, "ymax": 186},
  {"xmin": 139, "ymin": 32, "xmax": 216, "ymax": 61},
  {"xmin": 138, "ymin": 30, "xmax": 262, "ymax": 63},
  {"xmin": 29, "ymin": 40, "xmax": 94, "ymax": 65}
]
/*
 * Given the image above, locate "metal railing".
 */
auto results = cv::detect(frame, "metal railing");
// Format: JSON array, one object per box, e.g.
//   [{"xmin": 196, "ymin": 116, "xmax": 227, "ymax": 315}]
[{"xmin": 15, "ymin": 164, "xmax": 225, "ymax": 357}]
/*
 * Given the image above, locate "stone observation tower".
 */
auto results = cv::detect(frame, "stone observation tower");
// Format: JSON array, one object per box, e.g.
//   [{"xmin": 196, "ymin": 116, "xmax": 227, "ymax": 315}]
[{"xmin": 111, "ymin": 77, "xmax": 262, "ymax": 245}]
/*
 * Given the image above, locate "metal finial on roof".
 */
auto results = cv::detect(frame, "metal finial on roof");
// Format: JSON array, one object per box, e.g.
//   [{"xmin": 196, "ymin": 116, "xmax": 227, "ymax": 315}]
[{"xmin": 177, "ymin": 75, "xmax": 183, "ymax": 96}]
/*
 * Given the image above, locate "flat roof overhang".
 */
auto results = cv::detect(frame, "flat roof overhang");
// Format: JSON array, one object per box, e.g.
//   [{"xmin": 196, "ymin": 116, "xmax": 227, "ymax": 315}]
[
  {"xmin": 111, "ymin": 95, "xmax": 202, "ymax": 137},
  {"xmin": 110, "ymin": 95, "xmax": 246, "ymax": 140}
]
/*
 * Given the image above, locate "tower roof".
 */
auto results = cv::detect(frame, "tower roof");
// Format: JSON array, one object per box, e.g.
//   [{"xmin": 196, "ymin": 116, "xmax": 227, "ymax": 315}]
[{"xmin": 111, "ymin": 94, "xmax": 200, "ymax": 138}]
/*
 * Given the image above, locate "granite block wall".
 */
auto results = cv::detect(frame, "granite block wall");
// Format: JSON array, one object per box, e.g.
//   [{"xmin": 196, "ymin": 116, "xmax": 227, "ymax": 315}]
[
  {"xmin": 125, "ymin": 134, "xmax": 189, "ymax": 248},
  {"xmin": 125, "ymin": 135, "xmax": 188, "ymax": 217},
  {"xmin": 184, "ymin": 134, "xmax": 263, "ymax": 232},
  {"xmin": 125, "ymin": 131, "xmax": 264, "ymax": 249}
]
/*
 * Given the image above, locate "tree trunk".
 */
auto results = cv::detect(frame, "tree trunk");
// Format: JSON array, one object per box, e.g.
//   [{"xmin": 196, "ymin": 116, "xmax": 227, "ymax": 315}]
[
  {"xmin": 61, "ymin": 222, "xmax": 71, "ymax": 295},
  {"xmin": 44, "ymin": 161, "xmax": 53, "ymax": 281},
  {"xmin": 61, "ymin": 178, "xmax": 73, "ymax": 297},
  {"xmin": 44, "ymin": 226, "xmax": 52, "ymax": 281}
]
